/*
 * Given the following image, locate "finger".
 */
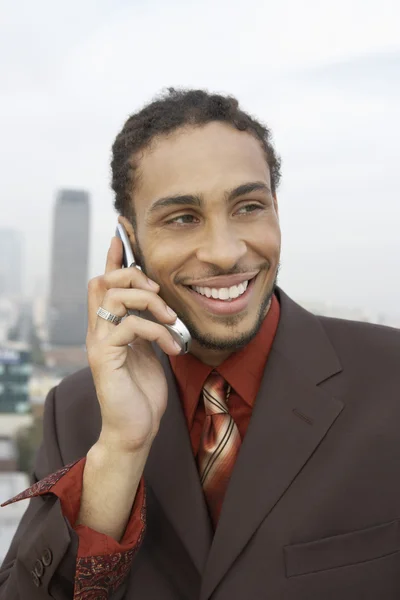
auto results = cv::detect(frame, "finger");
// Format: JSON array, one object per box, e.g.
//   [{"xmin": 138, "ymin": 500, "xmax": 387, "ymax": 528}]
[
  {"xmin": 102, "ymin": 266, "xmax": 159, "ymax": 293},
  {"xmin": 95, "ymin": 288, "xmax": 177, "ymax": 338},
  {"xmin": 87, "ymin": 267, "xmax": 160, "ymax": 335},
  {"xmin": 107, "ymin": 314, "xmax": 181, "ymax": 355},
  {"xmin": 105, "ymin": 237, "xmax": 123, "ymax": 274}
]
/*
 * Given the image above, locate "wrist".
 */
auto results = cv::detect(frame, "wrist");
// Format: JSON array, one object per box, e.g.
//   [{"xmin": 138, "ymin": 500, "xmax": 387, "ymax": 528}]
[
  {"xmin": 97, "ymin": 428, "xmax": 155, "ymax": 456},
  {"xmin": 89, "ymin": 437, "xmax": 151, "ymax": 471}
]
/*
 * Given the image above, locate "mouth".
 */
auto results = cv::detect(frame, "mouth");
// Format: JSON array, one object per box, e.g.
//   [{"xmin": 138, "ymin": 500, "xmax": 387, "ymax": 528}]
[{"xmin": 184, "ymin": 274, "xmax": 259, "ymax": 316}]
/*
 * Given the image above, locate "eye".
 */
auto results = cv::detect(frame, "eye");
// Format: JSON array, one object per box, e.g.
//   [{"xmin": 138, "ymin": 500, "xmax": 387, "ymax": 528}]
[
  {"xmin": 235, "ymin": 203, "xmax": 263, "ymax": 216},
  {"xmin": 166, "ymin": 214, "xmax": 199, "ymax": 225}
]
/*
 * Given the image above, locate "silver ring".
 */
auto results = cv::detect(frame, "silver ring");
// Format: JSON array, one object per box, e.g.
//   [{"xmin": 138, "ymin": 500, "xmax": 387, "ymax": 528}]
[{"xmin": 96, "ymin": 306, "xmax": 123, "ymax": 325}]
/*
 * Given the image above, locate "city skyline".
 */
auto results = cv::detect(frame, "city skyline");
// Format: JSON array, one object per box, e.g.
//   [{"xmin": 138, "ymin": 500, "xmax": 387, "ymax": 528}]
[
  {"xmin": 1, "ymin": 0, "xmax": 399, "ymax": 321},
  {"xmin": 1, "ymin": 205, "xmax": 400, "ymax": 329}
]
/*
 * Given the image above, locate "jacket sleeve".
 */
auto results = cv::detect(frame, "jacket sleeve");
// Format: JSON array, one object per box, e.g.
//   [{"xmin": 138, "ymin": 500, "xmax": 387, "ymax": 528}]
[{"xmin": 0, "ymin": 386, "xmax": 146, "ymax": 600}]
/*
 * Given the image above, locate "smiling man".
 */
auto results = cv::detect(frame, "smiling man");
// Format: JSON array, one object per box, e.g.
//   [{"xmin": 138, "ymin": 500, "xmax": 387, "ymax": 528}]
[
  {"xmin": 1, "ymin": 89, "xmax": 400, "ymax": 600},
  {"xmin": 122, "ymin": 119, "xmax": 281, "ymax": 361}
]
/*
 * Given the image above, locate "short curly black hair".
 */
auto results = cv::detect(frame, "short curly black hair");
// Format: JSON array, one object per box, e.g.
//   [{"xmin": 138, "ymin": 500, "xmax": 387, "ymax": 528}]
[{"xmin": 111, "ymin": 88, "xmax": 282, "ymax": 226}]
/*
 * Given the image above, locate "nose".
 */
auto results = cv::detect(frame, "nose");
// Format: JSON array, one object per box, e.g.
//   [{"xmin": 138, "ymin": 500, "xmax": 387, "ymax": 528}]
[{"xmin": 196, "ymin": 221, "xmax": 247, "ymax": 271}]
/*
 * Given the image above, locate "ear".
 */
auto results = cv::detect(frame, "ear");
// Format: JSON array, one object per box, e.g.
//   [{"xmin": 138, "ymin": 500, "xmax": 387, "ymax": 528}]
[{"xmin": 118, "ymin": 215, "xmax": 137, "ymax": 246}]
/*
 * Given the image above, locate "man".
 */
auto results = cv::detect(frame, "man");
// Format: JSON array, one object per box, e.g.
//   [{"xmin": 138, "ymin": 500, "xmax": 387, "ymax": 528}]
[{"xmin": 1, "ymin": 88, "xmax": 399, "ymax": 600}]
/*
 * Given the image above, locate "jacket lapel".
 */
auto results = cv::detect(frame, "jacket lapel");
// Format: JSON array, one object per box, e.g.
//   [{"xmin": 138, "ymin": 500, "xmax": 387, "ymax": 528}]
[
  {"xmin": 144, "ymin": 350, "xmax": 213, "ymax": 575},
  {"xmin": 200, "ymin": 289, "xmax": 344, "ymax": 600}
]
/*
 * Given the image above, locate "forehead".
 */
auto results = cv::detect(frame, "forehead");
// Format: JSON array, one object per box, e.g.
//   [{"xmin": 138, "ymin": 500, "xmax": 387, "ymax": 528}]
[{"xmin": 134, "ymin": 122, "xmax": 271, "ymax": 206}]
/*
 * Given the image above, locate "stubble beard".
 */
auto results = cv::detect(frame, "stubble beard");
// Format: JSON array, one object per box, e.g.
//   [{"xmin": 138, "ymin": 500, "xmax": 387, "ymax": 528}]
[{"xmin": 178, "ymin": 268, "xmax": 279, "ymax": 351}]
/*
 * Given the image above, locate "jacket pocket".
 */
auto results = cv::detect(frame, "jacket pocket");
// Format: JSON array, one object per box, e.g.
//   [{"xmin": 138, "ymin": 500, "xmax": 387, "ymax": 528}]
[{"xmin": 284, "ymin": 519, "xmax": 400, "ymax": 578}]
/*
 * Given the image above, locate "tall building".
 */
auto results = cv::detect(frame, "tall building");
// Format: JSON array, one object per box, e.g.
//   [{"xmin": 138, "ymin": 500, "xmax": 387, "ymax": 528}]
[
  {"xmin": 0, "ymin": 229, "xmax": 23, "ymax": 297},
  {"xmin": 48, "ymin": 189, "xmax": 90, "ymax": 346}
]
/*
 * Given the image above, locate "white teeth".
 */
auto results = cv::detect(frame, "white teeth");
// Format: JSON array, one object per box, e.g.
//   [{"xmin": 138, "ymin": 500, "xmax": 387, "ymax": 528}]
[
  {"xmin": 218, "ymin": 288, "xmax": 230, "ymax": 300},
  {"xmin": 229, "ymin": 285, "xmax": 240, "ymax": 299},
  {"xmin": 192, "ymin": 280, "xmax": 250, "ymax": 300}
]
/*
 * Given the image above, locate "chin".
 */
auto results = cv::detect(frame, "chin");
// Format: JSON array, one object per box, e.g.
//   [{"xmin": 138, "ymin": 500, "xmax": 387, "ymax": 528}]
[
  {"xmin": 186, "ymin": 313, "xmax": 265, "ymax": 352},
  {"xmin": 176, "ymin": 273, "xmax": 277, "ymax": 352}
]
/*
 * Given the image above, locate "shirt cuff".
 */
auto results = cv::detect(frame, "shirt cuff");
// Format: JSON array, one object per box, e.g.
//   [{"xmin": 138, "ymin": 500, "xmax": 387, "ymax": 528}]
[
  {"xmin": 50, "ymin": 458, "xmax": 146, "ymax": 557},
  {"xmin": 2, "ymin": 457, "xmax": 146, "ymax": 558}
]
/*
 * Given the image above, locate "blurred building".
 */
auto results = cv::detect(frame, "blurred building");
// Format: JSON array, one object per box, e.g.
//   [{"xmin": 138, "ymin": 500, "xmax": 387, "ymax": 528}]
[
  {"xmin": 0, "ymin": 343, "xmax": 31, "ymax": 415},
  {"xmin": 7, "ymin": 300, "xmax": 33, "ymax": 345},
  {"xmin": 0, "ymin": 229, "xmax": 23, "ymax": 297},
  {"xmin": 32, "ymin": 286, "xmax": 50, "ymax": 342},
  {"xmin": 0, "ymin": 298, "xmax": 17, "ymax": 344},
  {"xmin": 48, "ymin": 189, "xmax": 90, "ymax": 346},
  {"xmin": 0, "ymin": 342, "xmax": 32, "ymax": 438},
  {"xmin": 44, "ymin": 346, "xmax": 88, "ymax": 377}
]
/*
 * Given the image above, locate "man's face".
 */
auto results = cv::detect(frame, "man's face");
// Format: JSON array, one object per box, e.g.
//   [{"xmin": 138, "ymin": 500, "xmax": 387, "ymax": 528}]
[{"xmin": 130, "ymin": 122, "xmax": 281, "ymax": 352}]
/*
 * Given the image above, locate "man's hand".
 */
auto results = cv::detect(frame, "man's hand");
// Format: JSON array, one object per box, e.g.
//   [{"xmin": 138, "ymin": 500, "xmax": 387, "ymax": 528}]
[{"xmin": 86, "ymin": 235, "xmax": 181, "ymax": 453}]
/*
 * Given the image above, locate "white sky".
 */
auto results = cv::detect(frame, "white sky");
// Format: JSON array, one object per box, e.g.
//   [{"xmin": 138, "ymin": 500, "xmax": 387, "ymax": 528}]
[{"xmin": 1, "ymin": 0, "xmax": 399, "ymax": 320}]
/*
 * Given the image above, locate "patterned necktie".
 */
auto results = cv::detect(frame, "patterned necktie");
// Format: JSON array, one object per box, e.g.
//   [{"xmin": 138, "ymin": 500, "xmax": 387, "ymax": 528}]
[{"xmin": 197, "ymin": 371, "xmax": 242, "ymax": 527}]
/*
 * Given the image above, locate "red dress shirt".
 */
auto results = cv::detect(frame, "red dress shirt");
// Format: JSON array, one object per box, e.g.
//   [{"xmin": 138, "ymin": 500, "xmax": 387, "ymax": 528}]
[{"xmin": 3, "ymin": 295, "xmax": 280, "ymax": 561}]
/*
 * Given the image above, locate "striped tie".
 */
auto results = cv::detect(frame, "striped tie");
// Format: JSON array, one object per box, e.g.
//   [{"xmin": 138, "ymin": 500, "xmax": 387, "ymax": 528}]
[{"xmin": 197, "ymin": 371, "xmax": 241, "ymax": 527}]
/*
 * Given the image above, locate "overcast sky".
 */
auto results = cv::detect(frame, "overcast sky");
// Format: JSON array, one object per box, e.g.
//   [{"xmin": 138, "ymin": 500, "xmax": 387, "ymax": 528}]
[{"xmin": 1, "ymin": 0, "xmax": 399, "ymax": 321}]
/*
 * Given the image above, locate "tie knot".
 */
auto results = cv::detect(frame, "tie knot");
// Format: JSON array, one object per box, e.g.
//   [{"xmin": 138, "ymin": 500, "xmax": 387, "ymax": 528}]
[{"xmin": 202, "ymin": 371, "xmax": 230, "ymax": 416}]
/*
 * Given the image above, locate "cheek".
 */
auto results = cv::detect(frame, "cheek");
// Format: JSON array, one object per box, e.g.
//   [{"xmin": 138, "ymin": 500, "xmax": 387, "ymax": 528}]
[
  {"xmin": 248, "ymin": 219, "xmax": 281, "ymax": 260},
  {"xmin": 142, "ymin": 239, "xmax": 182, "ymax": 282}
]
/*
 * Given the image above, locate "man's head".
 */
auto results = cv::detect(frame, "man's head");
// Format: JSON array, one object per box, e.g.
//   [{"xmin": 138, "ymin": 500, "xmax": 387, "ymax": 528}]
[{"xmin": 111, "ymin": 88, "xmax": 282, "ymax": 361}]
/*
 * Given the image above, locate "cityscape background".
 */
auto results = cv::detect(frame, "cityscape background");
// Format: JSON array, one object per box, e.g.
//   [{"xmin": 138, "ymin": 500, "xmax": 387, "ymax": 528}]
[{"xmin": 0, "ymin": 0, "xmax": 399, "ymax": 562}]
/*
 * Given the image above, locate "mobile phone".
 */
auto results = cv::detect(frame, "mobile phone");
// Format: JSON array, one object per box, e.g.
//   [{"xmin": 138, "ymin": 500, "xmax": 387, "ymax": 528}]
[{"xmin": 115, "ymin": 223, "xmax": 191, "ymax": 354}]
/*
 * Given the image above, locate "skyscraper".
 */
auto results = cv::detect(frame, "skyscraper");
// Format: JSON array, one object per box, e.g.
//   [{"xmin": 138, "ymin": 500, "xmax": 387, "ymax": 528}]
[
  {"xmin": 48, "ymin": 189, "xmax": 90, "ymax": 346},
  {"xmin": 0, "ymin": 229, "xmax": 23, "ymax": 297}
]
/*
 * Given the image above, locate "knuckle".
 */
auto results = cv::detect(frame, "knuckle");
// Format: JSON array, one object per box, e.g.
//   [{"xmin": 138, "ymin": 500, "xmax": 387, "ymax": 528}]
[
  {"xmin": 88, "ymin": 276, "xmax": 102, "ymax": 293},
  {"xmin": 154, "ymin": 322, "xmax": 170, "ymax": 341},
  {"xmin": 126, "ymin": 314, "xmax": 160, "ymax": 335},
  {"xmin": 145, "ymin": 293, "xmax": 164, "ymax": 311},
  {"xmin": 127, "ymin": 269, "xmax": 142, "ymax": 287},
  {"xmin": 124, "ymin": 314, "xmax": 139, "ymax": 327},
  {"xmin": 104, "ymin": 287, "xmax": 120, "ymax": 302}
]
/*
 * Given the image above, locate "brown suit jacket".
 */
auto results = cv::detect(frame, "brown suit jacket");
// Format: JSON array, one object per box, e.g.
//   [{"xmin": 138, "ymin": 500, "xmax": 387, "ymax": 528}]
[{"xmin": 1, "ymin": 288, "xmax": 400, "ymax": 599}]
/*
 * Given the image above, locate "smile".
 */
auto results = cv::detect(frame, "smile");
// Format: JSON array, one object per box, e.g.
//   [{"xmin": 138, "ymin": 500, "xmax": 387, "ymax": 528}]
[
  {"xmin": 190, "ymin": 280, "xmax": 249, "ymax": 302},
  {"xmin": 185, "ymin": 275, "xmax": 259, "ymax": 316}
]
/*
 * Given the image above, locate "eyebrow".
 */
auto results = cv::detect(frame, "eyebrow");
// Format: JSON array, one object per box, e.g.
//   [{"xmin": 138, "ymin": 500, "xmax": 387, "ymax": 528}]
[{"xmin": 147, "ymin": 181, "xmax": 271, "ymax": 215}]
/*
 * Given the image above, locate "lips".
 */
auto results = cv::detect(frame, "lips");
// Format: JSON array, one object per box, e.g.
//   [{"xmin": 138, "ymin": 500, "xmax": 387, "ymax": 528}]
[{"xmin": 187, "ymin": 272, "xmax": 259, "ymax": 288}]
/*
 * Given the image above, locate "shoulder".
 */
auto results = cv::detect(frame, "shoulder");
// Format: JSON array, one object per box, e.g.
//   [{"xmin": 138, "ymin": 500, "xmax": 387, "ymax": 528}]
[{"xmin": 317, "ymin": 315, "xmax": 400, "ymax": 371}]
